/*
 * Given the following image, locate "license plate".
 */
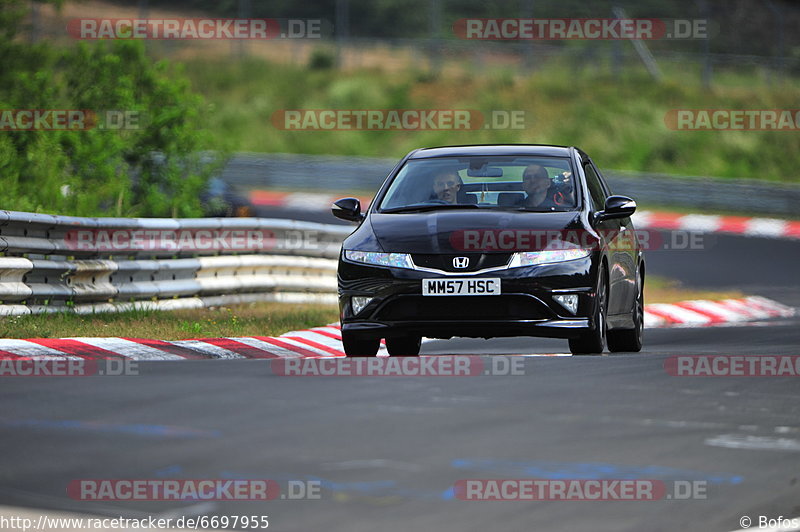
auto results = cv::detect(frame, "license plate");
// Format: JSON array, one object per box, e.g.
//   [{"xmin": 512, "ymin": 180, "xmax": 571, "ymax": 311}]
[{"xmin": 422, "ymin": 278, "xmax": 501, "ymax": 296}]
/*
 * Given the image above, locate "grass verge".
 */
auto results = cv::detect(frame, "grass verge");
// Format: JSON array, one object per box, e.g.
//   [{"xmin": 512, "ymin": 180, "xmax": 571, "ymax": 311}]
[
  {"xmin": 0, "ymin": 302, "xmax": 339, "ymax": 340},
  {"xmin": 645, "ymin": 276, "xmax": 743, "ymax": 305},
  {"xmin": 0, "ymin": 277, "xmax": 743, "ymax": 339}
]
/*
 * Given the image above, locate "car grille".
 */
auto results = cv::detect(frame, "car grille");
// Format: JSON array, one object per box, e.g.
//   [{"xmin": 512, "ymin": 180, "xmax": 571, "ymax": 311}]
[
  {"xmin": 374, "ymin": 295, "xmax": 553, "ymax": 321},
  {"xmin": 411, "ymin": 253, "xmax": 511, "ymax": 273}
]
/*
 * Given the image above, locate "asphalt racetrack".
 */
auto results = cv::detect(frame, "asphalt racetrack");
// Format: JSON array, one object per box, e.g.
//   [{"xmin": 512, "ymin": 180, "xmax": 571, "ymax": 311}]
[{"xmin": 1, "ymin": 206, "xmax": 799, "ymax": 532}]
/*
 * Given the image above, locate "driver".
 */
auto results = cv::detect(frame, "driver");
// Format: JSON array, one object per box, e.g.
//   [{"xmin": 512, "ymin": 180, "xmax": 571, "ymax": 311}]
[{"xmin": 432, "ymin": 170, "xmax": 463, "ymax": 204}]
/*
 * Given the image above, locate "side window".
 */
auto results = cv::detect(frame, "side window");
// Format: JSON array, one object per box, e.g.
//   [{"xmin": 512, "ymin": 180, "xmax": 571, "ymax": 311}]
[
  {"xmin": 592, "ymin": 162, "xmax": 612, "ymax": 196},
  {"xmin": 583, "ymin": 163, "xmax": 606, "ymax": 212}
]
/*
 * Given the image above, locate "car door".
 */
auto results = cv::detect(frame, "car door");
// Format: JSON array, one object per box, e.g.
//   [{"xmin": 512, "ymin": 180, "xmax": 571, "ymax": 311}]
[{"xmin": 582, "ymin": 160, "xmax": 635, "ymax": 317}]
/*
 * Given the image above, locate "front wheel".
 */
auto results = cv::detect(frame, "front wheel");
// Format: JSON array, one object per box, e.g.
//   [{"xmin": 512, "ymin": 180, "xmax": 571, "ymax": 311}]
[
  {"xmin": 385, "ymin": 335, "xmax": 421, "ymax": 356},
  {"xmin": 607, "ymin": 270, "xmax": 644, "ymax": 353},
  {"xmin": 569, "ymin": 265, "xmax": 607, "ymax": 355},
  {"xmin": 342, "ymin": 332, "xmax": 380, "ymax": 357}
]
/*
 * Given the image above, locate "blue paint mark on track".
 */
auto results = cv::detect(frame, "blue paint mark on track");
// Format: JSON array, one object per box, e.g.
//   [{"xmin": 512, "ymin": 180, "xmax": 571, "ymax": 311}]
[{"xmin": 155, "ymin": 465, "xmax": 185, "ymax": 477}]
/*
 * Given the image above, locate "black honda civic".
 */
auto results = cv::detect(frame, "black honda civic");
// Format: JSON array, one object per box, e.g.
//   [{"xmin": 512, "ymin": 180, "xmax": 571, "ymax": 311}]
[{"xmin": 332, "ymin": 145, "xmax": 645, "ymax": 357}]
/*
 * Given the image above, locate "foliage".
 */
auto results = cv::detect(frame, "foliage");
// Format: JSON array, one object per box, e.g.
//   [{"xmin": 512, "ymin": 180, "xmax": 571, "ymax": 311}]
[
  {"xmin": 181, "ymin": 56, "xmax": 800, "ymax": 181},
  {"xmin": 0, "ymin": 0, "xmax": 217, "ymax": 217}
]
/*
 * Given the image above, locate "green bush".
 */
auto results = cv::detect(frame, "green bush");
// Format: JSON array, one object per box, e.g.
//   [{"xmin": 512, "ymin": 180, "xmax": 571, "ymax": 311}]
[
  {"xmin": 308, "ymin": 48, "xmax": 335, "ymax": 70},
  {"xmin": 0, "ymin": 0, "xmax": 218, "ymax": 217}
]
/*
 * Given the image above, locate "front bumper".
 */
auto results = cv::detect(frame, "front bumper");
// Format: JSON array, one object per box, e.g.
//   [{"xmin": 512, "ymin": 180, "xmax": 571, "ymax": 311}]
[
  {"xmin": 338, "ymin": 255, "xmax": 599, "ymax": 340},
  {"xmin": 341, "ymin": 317, "xmax": 590, "ymax": 340}
]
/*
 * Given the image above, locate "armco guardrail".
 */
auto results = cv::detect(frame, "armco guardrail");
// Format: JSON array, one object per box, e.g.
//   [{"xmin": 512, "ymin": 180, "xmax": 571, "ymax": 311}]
[
  {"xmin": 223, "ymin": 153, "xmax": 800, "ymax": 217},
  {"xmin": 0, "ymin": 211, "xmax": 351, "ymax": 315}
]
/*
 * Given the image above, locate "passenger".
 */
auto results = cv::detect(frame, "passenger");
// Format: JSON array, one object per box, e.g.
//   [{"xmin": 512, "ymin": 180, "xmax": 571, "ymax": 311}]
[
  {"xmin": 517, "ymin": 164, "xmax": 556, "ymax": 209},
  {"xmin": 432, "ymin": 170, "xmax": 463, "ymax": 204},
  {"xmin": 552, "ymin": 171, "xmax": 575, "ymax": 206}
]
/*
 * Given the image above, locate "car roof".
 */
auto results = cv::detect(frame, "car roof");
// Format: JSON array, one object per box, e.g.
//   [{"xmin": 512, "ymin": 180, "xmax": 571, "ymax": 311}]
[{"xmin": 408, "ymin": 144, "xmax": 575, "ymax": 159}]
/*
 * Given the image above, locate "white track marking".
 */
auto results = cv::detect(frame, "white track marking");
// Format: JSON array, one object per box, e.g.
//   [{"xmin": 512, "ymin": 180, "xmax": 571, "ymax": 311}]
[
  {"xmin": 275, "ymin": 336, "xmax": 343, "ymax": 357},
  {"xmin": 643, "ymin": 311, "xmax": 668, "ymax": 328},
  {"xmin": 746, "ymin": 296, "xmax": 795, "ymax": 317},
  {"xmin": 678, "ymin": 300, "xmax": 749, "ymax": 322},
  {"xmin": 0, "ymin": 340, "xmax": 80, "ymax": 359},
  {"xmin": 644, "ymin": 303, "xmax": 713, "ymax": 325},
  {"xmin": 744, "ymin": 218, "xmax": 789, "ymax": 238},
  {"xmin": 308, "ymin": 326, "xmax": 343, "ymax": 338},
  {"xmin": 227, "ymin": 336, "xmax": 303, "ymax": 358},
  {"xmin": 718, "ymin": 298, "xmax": 771, "ymax": 319},
  {"xmin": 678, "ymin": 214, "xmax": 722, "ymax": 232},
  {"xmin": 280, "ymin": 330, "xmax": 347, "ymax": 351},
  {"xmin": 63, "ymin": 338, "xmax": 184, "ymax": 361},
  {"xmin": 706, "ymin": 434, "xmax": 800, "ymax": 452},
  {"xmin": 168, "ymin": 340, "xmax": 245, "ymax": 359}
]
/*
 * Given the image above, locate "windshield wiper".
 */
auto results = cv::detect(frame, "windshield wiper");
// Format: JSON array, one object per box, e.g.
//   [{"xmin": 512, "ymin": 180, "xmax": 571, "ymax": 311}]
[
  {"xmin": 380, "ymin": 203, "xmax": 482, "ymax": 214},
  {"xmin": 515, "ymin": 207, "xmax": 562, "ymax": 212}
]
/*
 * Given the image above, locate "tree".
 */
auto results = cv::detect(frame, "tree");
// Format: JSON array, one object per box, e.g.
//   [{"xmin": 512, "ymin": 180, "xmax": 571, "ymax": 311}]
[{"xmin": 0, "ymin": 0, "xmax": 219, "ymax": 217}]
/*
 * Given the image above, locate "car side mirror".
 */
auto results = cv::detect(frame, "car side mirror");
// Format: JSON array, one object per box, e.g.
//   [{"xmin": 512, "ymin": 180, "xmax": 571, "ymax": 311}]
[
  {"xmin": 594, "ymin": 195, "xmax": 636, "ymax": 222},
  {"xmin": 332, "ymin": 197, "xmax": 365, "ymax": 222}
]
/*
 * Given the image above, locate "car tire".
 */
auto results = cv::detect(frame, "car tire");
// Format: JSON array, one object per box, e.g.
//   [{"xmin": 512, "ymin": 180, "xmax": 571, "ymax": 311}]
[
  {"xmin": 385, "ymin": 335, "xmax": 422, "ymax": 356},
  {"xmin": 568, "ymin": 264, "xmax": 607, "ymax": 355},
  {"xmin": 342, "ymin": 332, "xmax": 380, "ymax": 357},
  {"xmin": 607, "ymin": 270, "xmax": 644, "ymax": 353}
]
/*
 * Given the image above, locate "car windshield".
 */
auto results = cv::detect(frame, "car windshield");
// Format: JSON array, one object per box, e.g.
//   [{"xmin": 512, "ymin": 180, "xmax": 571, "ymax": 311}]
[{"xmin": 377, "ymin": 155, "xmax": 579, "ymax": 212}]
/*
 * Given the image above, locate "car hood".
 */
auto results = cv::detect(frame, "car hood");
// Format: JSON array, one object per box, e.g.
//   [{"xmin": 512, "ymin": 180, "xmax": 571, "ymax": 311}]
[{"xmin": 368, "ymin": 210, "xmax": 583, "ymax": 253}]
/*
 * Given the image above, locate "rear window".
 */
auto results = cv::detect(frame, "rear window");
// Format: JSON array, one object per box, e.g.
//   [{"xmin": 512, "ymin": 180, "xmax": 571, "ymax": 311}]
[{"xmin": 378, "ymin": 156, "xmax": 578, "ymax": 212}]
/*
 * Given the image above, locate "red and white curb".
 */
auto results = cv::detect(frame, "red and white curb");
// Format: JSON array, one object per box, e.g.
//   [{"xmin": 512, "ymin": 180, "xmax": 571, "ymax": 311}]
[
  {"xmin": 633, "ymin": 211, "xmax": 800, "ymax": 240},
  {"xmin": 0, "ymin": 325, "xmax": 366, "ymax": 361},
  {"xmin": 0, "ymin": 297, "xmax": 793, "ymax": 360},
  {"xmin": 249, "ymin": 190, "xmax": 800, "ymax": 241},
  {"xmin": 643, "ymin": 295, "xmax": 794, "ymax": 328}
]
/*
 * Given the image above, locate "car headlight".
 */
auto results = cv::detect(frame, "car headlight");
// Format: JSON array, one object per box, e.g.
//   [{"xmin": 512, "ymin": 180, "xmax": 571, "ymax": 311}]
[
  {"xmin": 344, "ymin": 250, "xmax": 414, "ymax": 269},
  {"xmin": 508, "ymin": 248, "xmax": 591, "ymax": 268}
]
